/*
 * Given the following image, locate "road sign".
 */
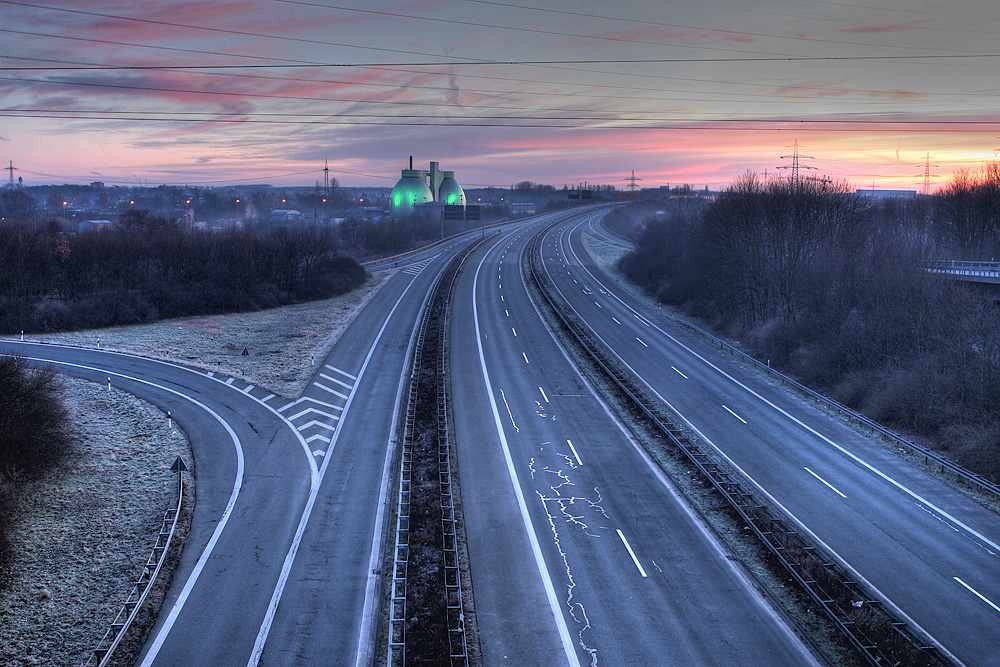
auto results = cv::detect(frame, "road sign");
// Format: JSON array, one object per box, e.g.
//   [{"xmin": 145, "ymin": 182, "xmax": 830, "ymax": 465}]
[{"xmin": 170, "ymin": 456, "xmax": 188, "ymax": 473}]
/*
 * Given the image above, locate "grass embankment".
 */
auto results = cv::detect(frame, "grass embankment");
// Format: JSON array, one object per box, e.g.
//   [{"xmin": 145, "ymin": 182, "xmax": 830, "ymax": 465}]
[
  {"xmin": 0, "ymin": 378, "xmax": 189, "ymax": 667},
  {"xmin": 21, "ymin": 271, "xmax": 393, "ymax": 398}
]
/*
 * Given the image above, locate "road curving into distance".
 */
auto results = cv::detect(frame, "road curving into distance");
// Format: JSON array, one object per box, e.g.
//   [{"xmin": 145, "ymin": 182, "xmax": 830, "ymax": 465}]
[
  {"xmin": 15, "ymin": 203, "xmax": 995, "ymax": 666},
  {"xmin": 448, "ymin": 210, "xmax": 822, "ymax": 666},
  {"xmin": 539, "ymin": 208, "xmax": 1000, "ymax": 667}
]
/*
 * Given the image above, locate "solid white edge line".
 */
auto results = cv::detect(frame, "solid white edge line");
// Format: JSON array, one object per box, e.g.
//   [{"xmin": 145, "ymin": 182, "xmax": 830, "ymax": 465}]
[
  {"xmin": 5, "ymin": 354, "xmax": 254, "ymax": 667},
  {"xmin": 473, "ymin": 248, "xmax": 582, "ymax": 667},
  {"xmin": 18, "ymin": 362, "xmax": 252, "ymax": 667},
  {"xmin": 954, "ymin": 577, "xmax": 1000, "ymax": 615},
  {"xmin": 555, "ymin": 220, "xmax": 967, "ymax": 664},
  {"xmin": 804, "ymin": 467, "xmax": 847, "ymax": 499},
  {"xmin": 539, "ymin": 386, "xmax": 549, "ymax": 403},
  {"xmin": 247, "ymin": 270, "xmax": 425, "ymax": 667},
  {"xmin": 616, "ymin": 529, "xmax": 648, "ymax": 578},
  {"xmin": 354, "ymin": 274, "xmax": 434, "ymax": 667}
]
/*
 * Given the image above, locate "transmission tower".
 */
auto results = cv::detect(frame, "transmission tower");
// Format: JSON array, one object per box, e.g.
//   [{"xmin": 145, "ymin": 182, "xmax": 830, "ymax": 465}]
[
  {"xmin": 777, "ymin": 139, "xmax": 816, "ymax": 186},
  {"xmin": 624, "ymin": 170, "xmax": 642, "ymax": 198},
  {"xmin": 916, "ymin": 152, "xmax": 938, "ymax": 195},
  {"xmin": 5, "ymin": 160, "xmax": 16, "ymax": 189}
]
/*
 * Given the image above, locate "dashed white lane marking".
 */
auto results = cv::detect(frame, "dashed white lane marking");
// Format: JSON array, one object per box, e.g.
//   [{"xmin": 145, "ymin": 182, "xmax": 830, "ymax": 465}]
[
  {"xmin": 636, "ymin": 337, "xmax": 648, "ymax": 347},
  {"xmin": 539, "ymin": 387, "xmax": 549, "ymax": 403},
  {"xmin": 617, "ymin": 529, "xmax": 648, "ymax": 578},
  {"xmin": 671, "ymin": 366, "xmax": 688, "ymax": 379},
  {"xmin": 314, "ymin": 382, "xmax": 349, "ymax": 400},
  {"xmin": 722, "ymin": 404, "xmax": 748, "ymax": 424},
  {"xmin": 954, "ymin": 577, "xmax": 1000, "ymax": 614},
  {"xmin": 522, "ymin": 353, "xmax": 530, "ymax": 364},
  {"xmin": 505, "ymin": 309, "xmax": 509, "ymax": 316},
  {"xmin": 805, "ymin": 467, "xmax": 847, "ymax": 499},
  {"xmin": 512, "ymin": 327, "xmax": 517, "ymax": 337},
  {"xmin": 612, "ymin": 317, "xmax": 621, "ymax": 325},
  {"xmin": 324, "ymin": 365, "xmax": 357, "ymax": 380},
  {"xmin": 566, "ymin": 439, "xmax": 583, "ymax": 466},
  {"xmin": 594, "ymin": 302, "xmax": 602, "ymax": 308},
  {"xmin": 319, "ymin": 373, "xmax": 353, "ymax": 390}
]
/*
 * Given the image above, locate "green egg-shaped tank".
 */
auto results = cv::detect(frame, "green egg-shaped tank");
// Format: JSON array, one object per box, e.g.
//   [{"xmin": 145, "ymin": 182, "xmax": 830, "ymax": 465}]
[
  {"xmin": 390, "ymin": 169, "xmax": 433, "ymax": 217},
  {"xmin": 438, "ymin": 171, "xmax": 466, "ymax": 208}
]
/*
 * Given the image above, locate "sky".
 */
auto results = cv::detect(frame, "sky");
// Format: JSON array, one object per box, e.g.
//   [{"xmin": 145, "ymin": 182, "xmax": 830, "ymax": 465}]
[{"xmin": 1, "ymin": 0, "xmax": 999, "ymax": 191}]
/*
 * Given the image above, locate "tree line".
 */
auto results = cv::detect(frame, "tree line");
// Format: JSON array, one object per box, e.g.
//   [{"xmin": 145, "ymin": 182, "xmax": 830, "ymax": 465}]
[
  {"xmin": 0, "ymin": 210, "xmax": 366, "ymax": 334},
  {"xmin": 619, "ymin": 168, "xmax": 1000, "ymax": 481}
]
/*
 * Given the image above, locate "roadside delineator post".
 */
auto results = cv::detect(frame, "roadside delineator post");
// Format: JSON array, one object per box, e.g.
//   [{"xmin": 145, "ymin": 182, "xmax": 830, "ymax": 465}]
[{"xmin": 170, "ymin": 456, "xmax": 188, "ymax": 497}]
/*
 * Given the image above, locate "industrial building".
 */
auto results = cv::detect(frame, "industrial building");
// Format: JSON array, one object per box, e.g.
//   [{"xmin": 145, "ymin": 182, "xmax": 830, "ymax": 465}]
[{"xmin": 389, "ymin": 158, "xmax": 466, "ymax": 218}]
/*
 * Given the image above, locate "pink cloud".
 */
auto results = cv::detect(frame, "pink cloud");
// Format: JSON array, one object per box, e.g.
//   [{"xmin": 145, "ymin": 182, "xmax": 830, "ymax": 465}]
[{"xmin": 833, "ymin": 21, "xmax": 930, "ymax": 35}]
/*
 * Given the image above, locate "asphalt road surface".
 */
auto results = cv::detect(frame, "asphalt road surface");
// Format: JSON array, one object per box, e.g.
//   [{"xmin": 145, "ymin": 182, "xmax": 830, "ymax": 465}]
[
  {"xmin": 449, "ymin": 212, "xmax": 820, "ymax": 666},
  {"xmin": 540, "ymin": 208, "xmax": 1000, "ymax": 667}
]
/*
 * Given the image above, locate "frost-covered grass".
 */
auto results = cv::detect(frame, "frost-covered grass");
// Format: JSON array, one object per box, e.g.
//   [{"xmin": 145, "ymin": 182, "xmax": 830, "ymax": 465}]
[
  {"xmin": 0, "ymin": 377, "xmax": 190, "ymax": 667},
  {"xmin": 15, "ymin": 271, "xmax": 394, "ymax": 399},
  {"xmin": 581, "ymin": 232, "xmax": 630, "ymax": 284}
]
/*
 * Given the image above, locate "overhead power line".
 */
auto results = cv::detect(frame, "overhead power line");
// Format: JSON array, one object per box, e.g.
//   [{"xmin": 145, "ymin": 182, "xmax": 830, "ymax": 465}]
[{"xmin": 3, "ymin": 109, "xmax": 999, "ymax": 130}]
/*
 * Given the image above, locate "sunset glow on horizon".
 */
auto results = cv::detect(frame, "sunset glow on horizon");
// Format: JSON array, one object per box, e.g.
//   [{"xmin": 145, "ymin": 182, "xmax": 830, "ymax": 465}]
[{"xmin": 2, "ymin": 0, "xmax": 999, "ymax": 192}]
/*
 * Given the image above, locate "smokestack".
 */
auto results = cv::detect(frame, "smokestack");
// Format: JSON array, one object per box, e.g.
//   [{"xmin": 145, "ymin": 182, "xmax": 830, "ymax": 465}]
[
  {"xmin": 429, "ymin": 161, "xmax": 440, "ymax": 200},
  {"xmin": 409, "ymin": 155, "xmax": 413, "ymax": 170}
]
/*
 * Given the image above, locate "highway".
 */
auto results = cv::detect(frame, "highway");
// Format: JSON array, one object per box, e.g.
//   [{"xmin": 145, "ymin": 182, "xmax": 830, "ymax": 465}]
[
  {"xmin": 0, "ymin": 231, "xmax": 481, "ymax": 665},
  {"xmin": 7, "ymin": 204, "xmax": 998, "ymax": 666},
  {"xmin": 539, "ymin": 209, "xmax": 1000, "ymax": 667},
  {"xmin": 449, "ymin": 213, "xmax": 820, "ymax": 666}
]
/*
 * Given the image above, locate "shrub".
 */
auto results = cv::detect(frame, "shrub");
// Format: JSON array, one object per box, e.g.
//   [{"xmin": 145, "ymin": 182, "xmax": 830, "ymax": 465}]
[{"xmin": 0, "ymin": 356, "xmax": 73, "ymax": 568}]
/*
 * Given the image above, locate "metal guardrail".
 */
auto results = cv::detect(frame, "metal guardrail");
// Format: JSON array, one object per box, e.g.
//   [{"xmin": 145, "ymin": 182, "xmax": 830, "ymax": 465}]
[
  {"xmin": 674, "ymin": 317, "xmax": 1000, "ymax": 504},
  {"xmin": 923, "ymin": 259, "xmax": 1000, "ymax": 273},
  {"xmin": 923, "ymin": 259, "xmax": 1000, "ymax": 281},
  {"xmin": 525, "ymin": 223, "xmax": 947, "ymax": 667},
  {"xmin": 86, "ymin": 466, "xmax": 186, "ymax": 667},
  {"xmin": 387, "ymin": 238, "xmax": 485, "ymax": 667}
]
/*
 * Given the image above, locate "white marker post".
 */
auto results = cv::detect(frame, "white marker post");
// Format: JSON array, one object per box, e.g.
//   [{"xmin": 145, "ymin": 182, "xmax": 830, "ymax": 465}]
[
  {"xmin": 107, "ymin": 377, "xmax": 112, "ymax": 395},
  {"xmin": 167, "ymin": 411, "xmax": 172, "ymax": 429}
]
